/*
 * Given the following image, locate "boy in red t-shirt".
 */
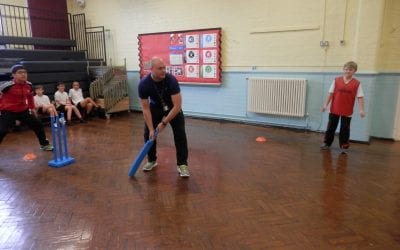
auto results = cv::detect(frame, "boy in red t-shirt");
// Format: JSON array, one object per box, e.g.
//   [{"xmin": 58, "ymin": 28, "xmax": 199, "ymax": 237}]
[{"xmin": 321, "ymin": 61, "xmax": 365, "ymax": 154}]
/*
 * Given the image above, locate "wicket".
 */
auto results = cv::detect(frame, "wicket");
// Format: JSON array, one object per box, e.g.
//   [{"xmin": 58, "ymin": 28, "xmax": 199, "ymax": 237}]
[{"xmin": 48, "ymin": 113, "xmax": 75, "ymax": 167}]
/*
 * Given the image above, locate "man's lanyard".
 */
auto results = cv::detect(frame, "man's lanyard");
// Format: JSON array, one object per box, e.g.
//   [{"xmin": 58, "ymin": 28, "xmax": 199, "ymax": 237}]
[{"xmin": 152, "ymin": 79, "xmax": 169, "ymax": 112}]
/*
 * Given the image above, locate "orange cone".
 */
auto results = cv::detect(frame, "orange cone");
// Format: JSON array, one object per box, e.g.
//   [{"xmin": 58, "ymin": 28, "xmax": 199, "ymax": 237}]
[
  {"xmin": 23, "ymin": 153, "xmax": 37, "ymax": 161},
  {"xmin": 256, "ymin": 136, "xmax": 267, "ymax": 143}
]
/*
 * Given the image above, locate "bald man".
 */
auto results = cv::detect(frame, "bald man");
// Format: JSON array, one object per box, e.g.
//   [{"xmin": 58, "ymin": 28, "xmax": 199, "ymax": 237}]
[{"xmin": 138, "ymin": 57, "xmax": 189, "ymax": 177}]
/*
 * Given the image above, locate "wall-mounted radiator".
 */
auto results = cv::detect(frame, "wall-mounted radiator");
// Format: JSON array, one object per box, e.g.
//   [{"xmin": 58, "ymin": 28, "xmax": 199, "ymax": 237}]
[{"xmin": 247, "ymin": 78, "xmax": 307, "ymax": 117}]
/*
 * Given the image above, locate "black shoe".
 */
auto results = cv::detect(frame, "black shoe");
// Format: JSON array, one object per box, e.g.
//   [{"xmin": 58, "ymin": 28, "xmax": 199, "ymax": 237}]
[
  {"xmin": 12, "ymin": 125, "xmax": 23, "ymax": 132},
  {"xmin": 80, "ymin": 119, "xmax": 87, "ymax": 124}
]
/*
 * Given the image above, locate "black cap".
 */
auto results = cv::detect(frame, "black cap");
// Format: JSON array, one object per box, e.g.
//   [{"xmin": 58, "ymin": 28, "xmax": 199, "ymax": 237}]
[{"xmin": 11, "ymin": 64, "xmax": 26, "ymax": 74}]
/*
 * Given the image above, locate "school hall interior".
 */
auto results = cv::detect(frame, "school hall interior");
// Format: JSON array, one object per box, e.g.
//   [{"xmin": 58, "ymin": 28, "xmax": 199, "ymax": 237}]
[{"xmin": 1, "ymin": 0, "xmax": 400, "ymax": 249}]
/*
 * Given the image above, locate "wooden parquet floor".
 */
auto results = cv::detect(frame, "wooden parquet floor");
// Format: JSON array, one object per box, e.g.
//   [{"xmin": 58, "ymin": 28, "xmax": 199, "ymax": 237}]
[{"xmin": 1, "ymin": 112, "xmax": 400, "ymax": 249}]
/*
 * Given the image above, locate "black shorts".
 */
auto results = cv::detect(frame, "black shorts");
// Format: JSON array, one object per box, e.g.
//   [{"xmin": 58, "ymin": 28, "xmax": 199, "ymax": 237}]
[
  {"xmin": 37, "ymin": 107, "xmax": 44, "ymax": 114},
  {"xmin": 56, "ymin": 105, "xmax": 66, "ymax": 112},
  {"xmin": 76, "ymin": 102, "xmax": 83, "ymax": 109}
]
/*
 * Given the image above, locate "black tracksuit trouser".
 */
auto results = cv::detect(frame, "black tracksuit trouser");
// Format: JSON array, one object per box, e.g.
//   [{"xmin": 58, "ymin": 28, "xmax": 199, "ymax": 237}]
[
  {"xmin": 0, "ymin": 110, "xmax": 49, "ymax": 146},
  {"xmin": 144, "ymin": 107, "xmax": 188, "ymax": 166},
  {"xmin": 323, "ymin": 113, "xmax": 351, "ymax": 149}
]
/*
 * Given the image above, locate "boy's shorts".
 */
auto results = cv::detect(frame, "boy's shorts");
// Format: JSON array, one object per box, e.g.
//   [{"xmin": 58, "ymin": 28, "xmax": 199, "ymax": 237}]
[
  {"xmin": 37, "ymin": 107, "xmax": 44, "ymax": 114},
  {"xmin": 56, "ymin": 105, "xmax": 65, "ymax": 112},
  {"xmin": 76, "ymin": 102, "xmax": 83, "ymax": 109}
]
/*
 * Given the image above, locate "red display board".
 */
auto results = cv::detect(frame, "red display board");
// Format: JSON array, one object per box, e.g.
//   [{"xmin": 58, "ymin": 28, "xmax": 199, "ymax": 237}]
[{"xmin": 138, "ymin": 28, "xmax": 222, "ymax": 85}]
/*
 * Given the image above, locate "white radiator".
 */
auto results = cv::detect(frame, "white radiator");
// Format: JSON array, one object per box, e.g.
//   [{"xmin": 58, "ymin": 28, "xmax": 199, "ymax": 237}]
[{"xmin": 247, "ymin": 78, "xmax": 307, "ymax": 117}]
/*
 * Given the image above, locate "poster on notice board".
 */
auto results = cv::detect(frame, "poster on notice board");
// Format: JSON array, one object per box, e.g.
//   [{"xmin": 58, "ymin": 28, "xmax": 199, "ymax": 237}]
[{"xmin": 138, "ymin": 28, "xmax": 222, "ymax": 85}]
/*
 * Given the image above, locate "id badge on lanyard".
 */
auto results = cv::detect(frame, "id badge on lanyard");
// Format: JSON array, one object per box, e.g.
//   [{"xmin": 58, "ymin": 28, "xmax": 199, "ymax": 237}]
[{"xmin": 153, "ymin": 80, "xmax": 169, "ymax": 112}]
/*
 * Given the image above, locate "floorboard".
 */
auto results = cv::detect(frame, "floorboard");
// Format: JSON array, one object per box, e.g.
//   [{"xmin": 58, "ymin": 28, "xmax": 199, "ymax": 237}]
[{"xmin": 1, "ymin": 112, "xmax": 399, "ymax": 249}]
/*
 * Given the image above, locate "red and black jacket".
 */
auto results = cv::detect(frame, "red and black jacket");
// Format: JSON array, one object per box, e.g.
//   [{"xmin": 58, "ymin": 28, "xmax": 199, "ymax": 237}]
[{"xmin": 0, "ymin": 80, "xmax": 35, "ymax": 112}]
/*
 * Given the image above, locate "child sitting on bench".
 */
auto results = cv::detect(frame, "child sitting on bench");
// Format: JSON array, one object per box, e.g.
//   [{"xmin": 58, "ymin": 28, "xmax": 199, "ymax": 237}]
[
  {"xmin": 34, "ymin": 85, "xmax": 57, "ymax": 117},
  {"xmin": 68, "ymin": 81, "xmax": 99, "ymax": 117},
  {"xmin": 54, "ymin": 82, "xmax": 86, "ymax": 125}
]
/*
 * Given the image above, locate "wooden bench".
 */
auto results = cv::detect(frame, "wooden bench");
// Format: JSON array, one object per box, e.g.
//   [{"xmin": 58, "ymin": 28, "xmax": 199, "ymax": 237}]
[
  {"xmin": 0, "ymin": 49, "xmax": 86, "ymax": 61},
  {"xmin": 0, "ymin": 36, "xmax": 76, "ymax": 47},
  {"xmin": 21, "ymin": 61, "xmax": 87, "ymax": 73}
]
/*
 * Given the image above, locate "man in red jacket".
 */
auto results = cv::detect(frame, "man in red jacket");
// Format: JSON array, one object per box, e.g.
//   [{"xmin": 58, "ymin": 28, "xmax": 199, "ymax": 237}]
[
  {"xmin": 321, "ymin": 61, "xmax": 365, "ymax": 154},
  {"xmin": 0, "ymin": 64, "xmax": 53, "ymax": 151}
]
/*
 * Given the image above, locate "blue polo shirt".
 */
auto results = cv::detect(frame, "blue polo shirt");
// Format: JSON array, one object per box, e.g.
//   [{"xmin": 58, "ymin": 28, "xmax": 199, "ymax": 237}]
[{"xmin": 138, "ymin": 73, "xmax": 180, "ymax": 109}]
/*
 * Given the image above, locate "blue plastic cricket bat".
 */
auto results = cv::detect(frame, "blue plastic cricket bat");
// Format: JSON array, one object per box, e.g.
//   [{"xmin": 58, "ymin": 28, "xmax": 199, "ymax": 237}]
[{"xmin": 128, "ymin": 130, "xmax": 158, "ymax": 177}]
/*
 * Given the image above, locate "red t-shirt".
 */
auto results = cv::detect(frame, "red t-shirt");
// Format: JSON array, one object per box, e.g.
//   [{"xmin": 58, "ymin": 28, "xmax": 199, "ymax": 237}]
[
  {"xmin": 330, "ymin": 77, "xmax": 360, "ymax": 116},
  {"xmin": 0, "ymin": 80, "xmax": 35, "ymax": 112}
]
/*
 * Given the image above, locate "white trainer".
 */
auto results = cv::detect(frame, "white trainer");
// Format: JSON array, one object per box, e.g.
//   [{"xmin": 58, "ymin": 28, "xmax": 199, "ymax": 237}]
[{"xmin": 143, "ymin": 161, "xmax": 157, "ymax": 171}]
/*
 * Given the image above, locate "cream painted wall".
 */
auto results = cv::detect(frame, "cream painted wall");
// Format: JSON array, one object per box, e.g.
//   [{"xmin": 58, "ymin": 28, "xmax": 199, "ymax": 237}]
[
  {"xmin": 66, "ymin": 0, "xmax": 394, "ymax": 72},
  {"xmin": 378, "ymin": 0, "xmax": 400, "ymax": 71},
  {"xmin": 348, "ymin": 0, "xmax": 386, "ymax": 71},
  {"xmin": 1, "ymin": 0, "xmax": 27, "ymax": 6}
]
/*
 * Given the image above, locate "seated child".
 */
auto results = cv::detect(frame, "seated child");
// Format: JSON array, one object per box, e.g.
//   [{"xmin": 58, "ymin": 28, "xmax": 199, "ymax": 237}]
[
  {"xmin": 33, "ymin": 85, "xmax": 57, "ymax": 117},
  {"xmin": 68, "ymin": 81, "xmax": 99, "ymax": 117},
  {"xmin": 54, "ymin": 82, "xmax": 86, "ymax": 125}
]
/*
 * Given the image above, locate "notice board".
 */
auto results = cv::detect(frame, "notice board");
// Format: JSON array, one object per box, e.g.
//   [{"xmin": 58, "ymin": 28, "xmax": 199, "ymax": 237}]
[{"xmin": 138, "ymin": 28, "xmax": 222, "ymax": 85}]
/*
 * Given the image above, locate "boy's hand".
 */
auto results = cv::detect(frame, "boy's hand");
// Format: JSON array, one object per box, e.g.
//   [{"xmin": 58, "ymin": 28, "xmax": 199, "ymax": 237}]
[
  {"xmin": 360, "ymin": 110, "xmax": 365, "ymax": 118},
  {"xmin": 30, "ymin": 109, "xmax": 38, "ymax": 117},
  {"xmin": 321, "ymin": 105, "xmax": 327, "ymax": 112}
]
